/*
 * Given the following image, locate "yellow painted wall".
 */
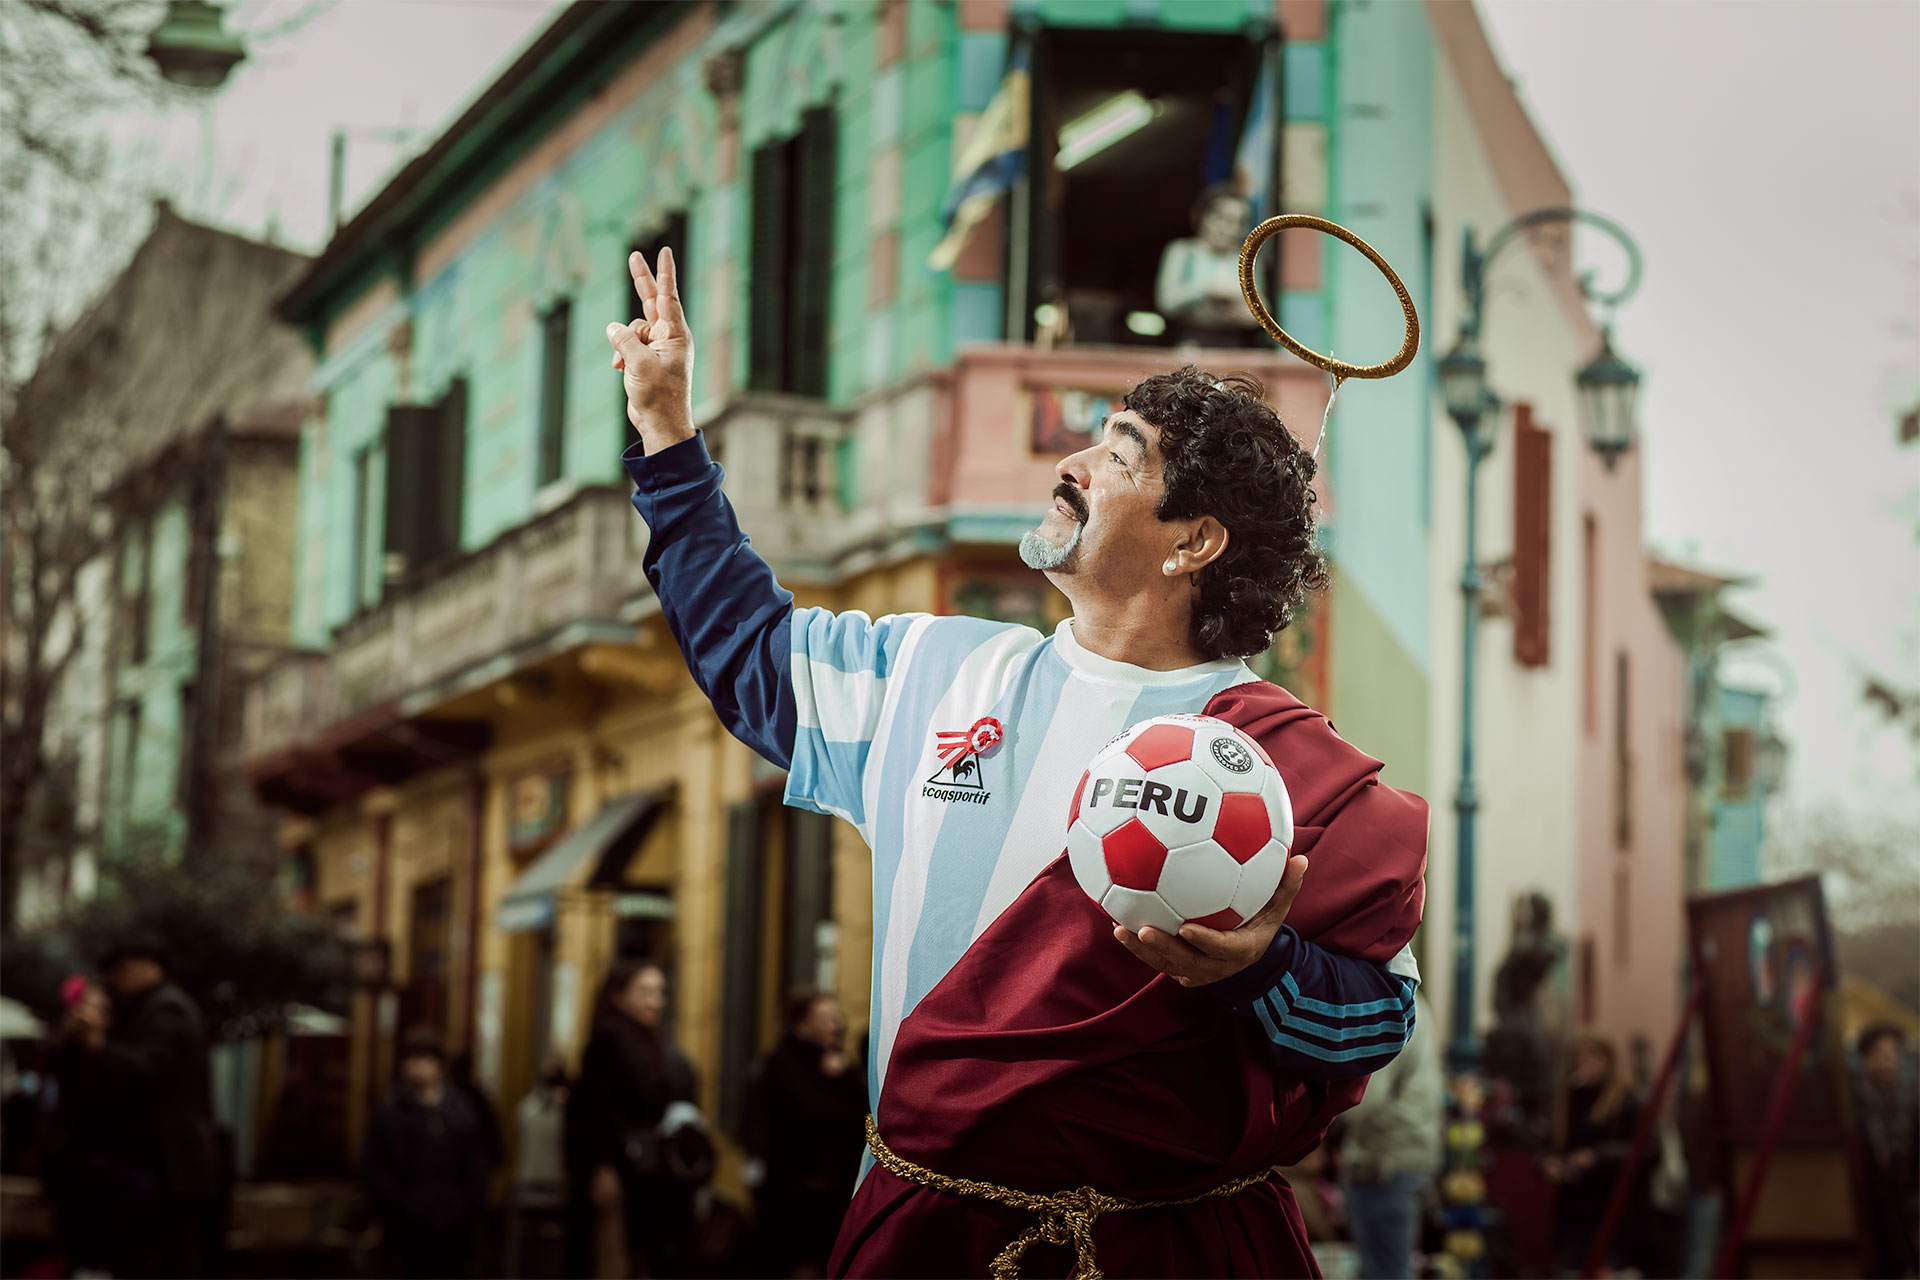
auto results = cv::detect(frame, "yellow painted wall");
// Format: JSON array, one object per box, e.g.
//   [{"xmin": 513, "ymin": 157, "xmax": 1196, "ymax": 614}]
[{"xmin": 304, "ymin": 554, "xmax": 951, "ymax": 1174}]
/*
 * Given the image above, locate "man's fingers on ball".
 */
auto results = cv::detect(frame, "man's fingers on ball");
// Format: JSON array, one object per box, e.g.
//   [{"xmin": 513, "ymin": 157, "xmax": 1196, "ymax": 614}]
[
  {"xmin": 1175, "ymin": 921, "xmax": 1233, "ymax": 954},
  {"xmin": 1137, "ymin": 925, "xmax": 1208, "ymax": 968},
  {"xmin": 1280, "ymin": 854, "xmax": 1309, "ymax": 897},
  {"xmin": 1113, "ymin": 926, "xmax": 1160, "ymax": 969}
]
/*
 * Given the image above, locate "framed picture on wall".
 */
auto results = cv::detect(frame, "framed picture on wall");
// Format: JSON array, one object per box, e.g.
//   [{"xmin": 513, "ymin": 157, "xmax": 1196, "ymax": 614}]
[
  {"xmin": 508, "ymin": 765, "xmax": 570, "ymax": 859},
  {"xmin": 1023, "ymin": 383, "xmax": 1125, "ymax": 459}
]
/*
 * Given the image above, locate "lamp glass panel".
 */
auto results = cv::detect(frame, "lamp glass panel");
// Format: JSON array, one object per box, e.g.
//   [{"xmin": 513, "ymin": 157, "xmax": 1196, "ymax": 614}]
[
  {"xmin": 1581, "ymin": 378, "xmax": 1633, "ymax": 456},
  {"xmin": 1440, "ymin": 351, "xmax": 1486, "ymax": 423}
]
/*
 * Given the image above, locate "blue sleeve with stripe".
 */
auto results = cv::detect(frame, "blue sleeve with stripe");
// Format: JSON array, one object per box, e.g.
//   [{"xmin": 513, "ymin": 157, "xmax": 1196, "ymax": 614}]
[
  {"xmin": 785, "ymin": 607, "xmax": 924, "ymax": 832},
  {"xmin": 624, "ymin": 434, "xmax": 796, "ymax": 769},
  {"xmin": 1202, "ymin": 927, "xmax": 1417, "ymax": 1081}
]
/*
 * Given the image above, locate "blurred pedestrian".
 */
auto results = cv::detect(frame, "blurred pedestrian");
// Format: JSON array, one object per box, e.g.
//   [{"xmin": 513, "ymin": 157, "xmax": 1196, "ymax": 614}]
[
  {"xmin": 745, "ymin": 990, "xmax": 869, "ymax": 1278},
  {"xmin": 1339, "ymin": 991, "xmax": 1440, "ymax": 1280},
  {"xmin": 364, "ymin": 1027, "xmax": 489, "ymax": 1278},
  {"xmin": 506, "ymin": 1053, "xmax": 571, "ymax": 1279},
  {"xmin": 42, "ymin": 977, "xmax": 153, "ymax": 1278},
  {"xmin": 1543, "ymin": 1032, "xmax": 1642, "ymax": 1277},
  {"xmin": 60, "ymin": 933, "xmax": 224, "ymax": 1278},
  {"xmin": 565, "ymin": 960, "xmax": 702, "ymax": 1278},
  {"xmin": 1856, "ymin": 1023, "xmax": 1919, "ymax": 1278}
]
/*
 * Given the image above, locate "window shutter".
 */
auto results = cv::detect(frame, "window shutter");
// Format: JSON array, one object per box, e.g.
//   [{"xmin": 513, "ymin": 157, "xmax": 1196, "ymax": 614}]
[
  {"xmin": 433, "ymin": 378, "xmax": 468, "ymax": 565},
  {"xmin": 784, "ymin": 809, "xmax": 833, "ymax": 994},
  {"xmin": 537, "ymin": 303, "xmax": 570, "ymax": 487},
  {"xmin": 716, "ymin": 801, "xmax": 764, "ymax": 1134},
  {"xmin": 352, "ymin": 447, "xmax": 376, "ymax": 607},
  {"xmin": 748, "ymin": 142, "xmax": 792, "ymax": 392},
  {"xmin": 384, "ymin": 404, "xmax": 436, "ymax": 583},
  {"xmin": 1614, "ymin": 650, "xmax": 1632, "ymax": 849},
  {"xmin": 1722, "ymin": 727, "xmax": 1754, "ymax": 798},
  {"xmin": 1511, "ymin": 403, "xmax": 1552, "ymax": 668},
  {"xmin": 792, "ymin": 107, "xmax": 838, "ymax": 398}
]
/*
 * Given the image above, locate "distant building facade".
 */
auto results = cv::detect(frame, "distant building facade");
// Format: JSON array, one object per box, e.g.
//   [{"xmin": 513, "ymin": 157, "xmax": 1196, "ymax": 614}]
[
  {"xmin": 12, "ymin": 206, "xmax": 311, "ymax": 920},
  {"xmin": 1652, "ymin": 558, "xmax": 1781, "ymax": 895}
]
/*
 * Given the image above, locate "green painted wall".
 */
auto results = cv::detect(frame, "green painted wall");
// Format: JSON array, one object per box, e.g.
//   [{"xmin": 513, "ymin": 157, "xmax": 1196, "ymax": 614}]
[
  {"xmin": 1017, "ymin": 0, "xmax": 1267, "ymax": 28},
  {"xmin": 1327, "ymin": 571, "xmax": 1429, "ymax": 798},
  {"xmin": 106, "ymin": 491, "xmax": 198, "ymax": 853}
]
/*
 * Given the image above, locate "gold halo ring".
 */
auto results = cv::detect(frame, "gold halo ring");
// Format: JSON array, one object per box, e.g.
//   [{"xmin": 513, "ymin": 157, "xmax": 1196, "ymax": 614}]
[{"xmin": 1237, "ymin": 214, "xmax": 1420, "ymax": 380}]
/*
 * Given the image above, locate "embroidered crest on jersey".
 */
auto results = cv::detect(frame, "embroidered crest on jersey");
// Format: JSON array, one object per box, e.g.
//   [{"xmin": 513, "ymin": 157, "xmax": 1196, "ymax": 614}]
[{"xmin": 923, "ymin": 716, "xmax": 1003, "ymax": 803}]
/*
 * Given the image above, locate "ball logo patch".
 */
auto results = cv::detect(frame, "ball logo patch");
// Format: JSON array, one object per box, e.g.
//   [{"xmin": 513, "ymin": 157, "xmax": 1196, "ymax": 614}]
[{"xmin": 1210, "ymin": 737, "xmax": 1254, "ymax": 774}]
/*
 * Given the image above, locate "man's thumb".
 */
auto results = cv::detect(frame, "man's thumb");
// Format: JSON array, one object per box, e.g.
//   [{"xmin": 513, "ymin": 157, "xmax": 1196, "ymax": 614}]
[
  {"xmin": 1257, "ymin": 854, "xmax": 1309, "ymax": 925},
  {"xmin": 606, "ymin": 320, "xmax": 647, "ymax": 363}
]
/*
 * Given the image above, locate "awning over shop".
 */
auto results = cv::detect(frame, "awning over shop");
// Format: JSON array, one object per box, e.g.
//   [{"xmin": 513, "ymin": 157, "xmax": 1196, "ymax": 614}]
[
  {"xmin": 0, "ymin": 995, "xmax": 47, "ymax": 1040},
  {"xmin": 496, "ymin": 788, "xmax": 670, "ymax": 933}
]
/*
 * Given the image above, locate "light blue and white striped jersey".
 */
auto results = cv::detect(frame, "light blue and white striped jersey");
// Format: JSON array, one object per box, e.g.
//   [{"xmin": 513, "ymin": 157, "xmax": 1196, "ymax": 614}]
[{"xmin": 783, "ymin": 607, "xmax": 1260, "ymax": 1094}]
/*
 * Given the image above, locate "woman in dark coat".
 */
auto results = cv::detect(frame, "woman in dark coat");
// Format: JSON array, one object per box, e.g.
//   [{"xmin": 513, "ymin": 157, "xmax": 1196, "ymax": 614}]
[
  {"xmin": 746, "ymin": 991, "xmax": 869, "ymax": 1277},
  {"xmin": 1545, "ymin": 1032, "xmax": 1644, "ymax": 1277},
  {"xmin": 564, "ymin": 959, "xmax": 699, "ymax": 1278}
]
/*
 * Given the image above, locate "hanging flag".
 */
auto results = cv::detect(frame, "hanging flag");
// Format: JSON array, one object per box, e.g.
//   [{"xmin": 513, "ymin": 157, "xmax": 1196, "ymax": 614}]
[
  {"xmin": 1232, "ymin": 54, "xmax": 1277, "ymax": 219},
  {"xmin": 927, "ymin": 46, "xmax": 1030, "ymax": 272},
  {"xmin": 1202, "ymin": 93, "xmax": 1235, "ymax": 187}
]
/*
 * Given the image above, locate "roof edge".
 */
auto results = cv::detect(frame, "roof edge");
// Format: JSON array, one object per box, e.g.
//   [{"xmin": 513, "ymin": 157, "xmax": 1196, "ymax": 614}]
[{"xmin": 276, "ymin": 1, "xmax": 692, "ymax": 330}]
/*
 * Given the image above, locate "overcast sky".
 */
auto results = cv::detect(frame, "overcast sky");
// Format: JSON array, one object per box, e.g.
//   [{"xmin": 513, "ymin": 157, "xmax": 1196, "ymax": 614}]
[
  {"xmin": 109, "ymin": 0, "xmax": 1920, "ymax": 827},
  {"xmin": 1476, "ymin": 0, "xmax": 1920, "ymax": 830}
]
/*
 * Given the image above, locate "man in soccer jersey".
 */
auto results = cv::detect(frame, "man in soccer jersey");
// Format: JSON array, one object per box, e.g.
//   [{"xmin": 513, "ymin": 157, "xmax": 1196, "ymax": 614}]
[{"xmin": 607, "ymin": 250, "xmax": 1427, "ymax": 1278}]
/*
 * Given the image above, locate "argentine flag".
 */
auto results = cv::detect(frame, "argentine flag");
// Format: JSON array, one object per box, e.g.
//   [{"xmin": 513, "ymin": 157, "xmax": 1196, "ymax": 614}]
[
  {"xmin": 1233, "ymin": 54, "xmax": 1277, "ymax": 219},
  {"xmin": 927, "ymin": 46, "xmax": 1030, "ymax": 271}
]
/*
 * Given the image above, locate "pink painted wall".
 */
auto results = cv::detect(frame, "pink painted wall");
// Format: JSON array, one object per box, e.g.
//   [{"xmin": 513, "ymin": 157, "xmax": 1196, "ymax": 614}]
[
  {"xmin": 1576, "ymin": 444, "xmax": 1688, "ymax": 1063},
  {"xmin": 938, "ymin": 344, "xmax": 1330, "ymax": 513}
]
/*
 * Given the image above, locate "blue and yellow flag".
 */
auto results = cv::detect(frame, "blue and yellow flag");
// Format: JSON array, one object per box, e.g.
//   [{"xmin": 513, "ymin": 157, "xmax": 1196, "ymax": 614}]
[
  {"xmin": 927, "ymin": 47, "xmax": 1030, "ymax": 271},
  {"xmin": 1232, "ymin": 55, "xmax": 1277, "ymax": 217}
]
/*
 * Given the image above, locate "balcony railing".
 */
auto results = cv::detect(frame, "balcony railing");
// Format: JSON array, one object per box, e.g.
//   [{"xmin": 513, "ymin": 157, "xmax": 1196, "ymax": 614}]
[
  {"xmin": 243, "ymin": 484, "xmax": 649, "ymax": 764},
  {"xmin": 700, "ymin": 393, "xmax": 860, "ymax": 578}
]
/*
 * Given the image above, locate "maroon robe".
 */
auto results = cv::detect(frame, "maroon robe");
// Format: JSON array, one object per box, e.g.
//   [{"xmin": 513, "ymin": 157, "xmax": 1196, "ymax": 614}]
[{"xmin": 830, "ymin": 680, "xmax": 1429, "ymax": 1278}]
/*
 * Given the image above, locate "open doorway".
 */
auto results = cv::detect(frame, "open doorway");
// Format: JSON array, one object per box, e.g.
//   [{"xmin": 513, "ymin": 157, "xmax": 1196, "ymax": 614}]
[{"xmin": 1023, "ymin": 27, "xmax": 1271, "ymax": 347}]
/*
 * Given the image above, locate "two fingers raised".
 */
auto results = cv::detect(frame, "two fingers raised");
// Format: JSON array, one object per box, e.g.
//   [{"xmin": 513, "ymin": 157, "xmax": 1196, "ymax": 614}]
[{"xmin": 608, "ymin": 247, "xmax": 685, "ymax": 371}]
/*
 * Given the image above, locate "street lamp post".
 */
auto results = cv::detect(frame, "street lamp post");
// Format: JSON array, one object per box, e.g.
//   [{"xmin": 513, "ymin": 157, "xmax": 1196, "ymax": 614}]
[
  {"xmin": 145, "ymin": 0, "xmax": 247, "ymax": 88},
  {"xmin": 1438, "ymin": 208, "xmax": 1644, "ymax": 1074}
]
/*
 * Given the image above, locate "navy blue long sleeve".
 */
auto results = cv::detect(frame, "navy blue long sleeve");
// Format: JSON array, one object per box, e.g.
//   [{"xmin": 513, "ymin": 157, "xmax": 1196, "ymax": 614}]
[
  {"xmin": 1201, "ymin": 927, "xmax": 1418, "ymax": 1081},
  {"xmin": 625, "ymin": 434, "xmax": 797, "ymax": 768}
]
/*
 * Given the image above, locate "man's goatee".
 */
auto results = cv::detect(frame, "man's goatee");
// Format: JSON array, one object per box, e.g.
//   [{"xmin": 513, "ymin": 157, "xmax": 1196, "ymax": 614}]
[{"xmin": 1019, "ymin": 521, "xmax": 1081, "ymax": 571}]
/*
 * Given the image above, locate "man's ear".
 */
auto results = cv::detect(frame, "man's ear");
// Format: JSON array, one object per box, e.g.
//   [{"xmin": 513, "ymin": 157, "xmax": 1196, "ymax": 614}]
[{"xmin": 1164, "ymin": 516, "xmax": 1228, "ymax": 577}]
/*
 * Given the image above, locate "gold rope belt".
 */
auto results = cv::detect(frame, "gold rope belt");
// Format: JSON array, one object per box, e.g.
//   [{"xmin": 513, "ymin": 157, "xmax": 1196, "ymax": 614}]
[{"xmin": 864, "ymin": 1116, "xmax": 1273, "ymax": 1279}]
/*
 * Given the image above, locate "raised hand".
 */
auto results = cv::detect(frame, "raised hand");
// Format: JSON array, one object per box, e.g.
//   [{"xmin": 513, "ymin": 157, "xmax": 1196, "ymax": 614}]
[
  {"xmin": 607, "ymin": 247, "xmax": 695, "ymax": 455},
  {"xmin": 1114, "ymin": 853, "xmax": 1309, "ymax": 987}
]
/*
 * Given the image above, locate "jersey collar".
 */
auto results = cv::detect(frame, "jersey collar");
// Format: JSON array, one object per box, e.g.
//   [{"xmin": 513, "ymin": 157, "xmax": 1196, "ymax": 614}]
[{"xmin": 1051, "ymin": 618, "xmax": 1249, "ymax": 686}]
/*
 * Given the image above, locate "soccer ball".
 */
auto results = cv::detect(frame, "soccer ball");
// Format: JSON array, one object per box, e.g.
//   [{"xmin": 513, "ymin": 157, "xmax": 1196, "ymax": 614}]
[{"xmin": 1066, "ymin": 714, "xmax": 1294, "ymax": 935}]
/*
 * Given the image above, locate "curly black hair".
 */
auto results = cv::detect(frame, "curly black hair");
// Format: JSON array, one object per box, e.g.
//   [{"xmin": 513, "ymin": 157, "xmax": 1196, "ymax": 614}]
[{"xmin": 1124, "ymin": 366, "xmax": 1329, "ymax": 660}]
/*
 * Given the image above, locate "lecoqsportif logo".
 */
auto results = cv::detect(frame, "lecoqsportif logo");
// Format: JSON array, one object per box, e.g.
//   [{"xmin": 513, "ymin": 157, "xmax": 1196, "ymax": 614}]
[{"xmin": 923, "ymin": 716, "xmax": 1003, "ymax": 804}]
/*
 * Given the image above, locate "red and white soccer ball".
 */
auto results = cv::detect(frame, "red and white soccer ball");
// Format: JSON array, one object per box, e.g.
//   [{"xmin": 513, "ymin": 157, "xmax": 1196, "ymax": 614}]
[{"xmin": 1066, "ymin": 714, "xmax": 1294, "ymax": 935}]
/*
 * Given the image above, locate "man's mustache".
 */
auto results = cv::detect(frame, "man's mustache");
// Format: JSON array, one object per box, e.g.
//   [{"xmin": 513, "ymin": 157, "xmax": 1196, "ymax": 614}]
[{"xmin": 1052, "ymin": 482, "xmax": 1088, "ymax": 524}]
